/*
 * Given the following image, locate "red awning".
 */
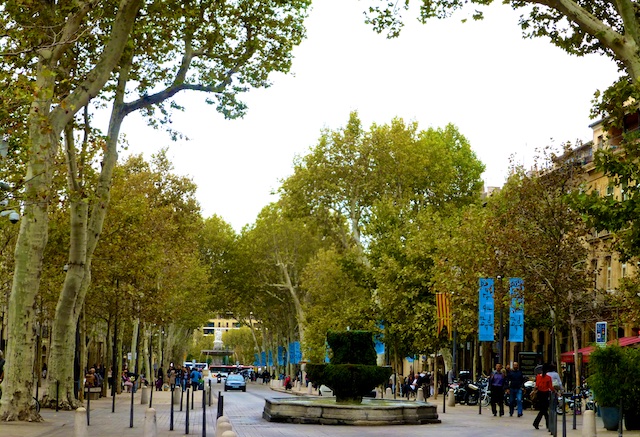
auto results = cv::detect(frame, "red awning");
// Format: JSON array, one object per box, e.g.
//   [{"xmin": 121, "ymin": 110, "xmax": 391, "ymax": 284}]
[
  {"xmin": 560, "ymin": 346, "xmax": 594, "ymax": 364},
  {"xmin": 560, "ymin": 336, "xmax": 640, "ymax": 364}
]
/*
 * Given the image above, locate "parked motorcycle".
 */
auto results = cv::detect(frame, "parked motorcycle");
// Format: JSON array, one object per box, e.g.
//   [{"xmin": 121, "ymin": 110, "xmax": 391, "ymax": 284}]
[
  {"xmin": 556, "ymin": 384, "xmax": 594, "ymax": 415},
  {"xmin": 449, "ymin": 372, "xmax": 482, "ymax": 405}
]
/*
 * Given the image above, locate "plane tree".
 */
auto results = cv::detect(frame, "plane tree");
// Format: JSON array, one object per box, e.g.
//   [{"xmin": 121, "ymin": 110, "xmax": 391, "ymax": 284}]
[
  {"xmin": 301, "ymin": 247, "xmax": 377, "ymax": 362},
  {"xmin": 0, "ymin": 1, "xmax": 141, "ymax": 419},
  {"xmin": 365, "ymin": 123, "xmax": 484, "ymax": 366},
  {"xmin": 237, "ymin": 203, "xmax": 326, "ymax": 363},
  {"xmin": 366, "ymin": 1, "xmax": 637, "ymax": 81},
  {"xmin": 87, "ymin": 152, "xmax": 209, "ymax": 394},
  {"xmin": 1, "ymin": 0, "xmax": 310, "ymax": 419},
  {"xmin": 485, "ymin": 151, "xmax": 595, "ymax": 384},
  {"xmin": 280, "ymin": 114, "xmax": 484, "ymax": 365}
]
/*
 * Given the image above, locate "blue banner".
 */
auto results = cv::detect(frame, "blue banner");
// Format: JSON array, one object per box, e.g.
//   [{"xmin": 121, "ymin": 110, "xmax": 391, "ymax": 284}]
[
  {"xmin": 293, "ymin": 341, "xmax": 302, "ymax": 364},
  {"xmin": 277, "ymin": 346, "xmax": 285, "ymax": 366},
  {"xmin": 509, "ymin": 277, "xmax": 525, "ymax": 343},
  {"xmin": 374, "ymin": 322, "xmax": 385, "ymax": 355},
  {"xmin": 478, "ymin": 278, "xmax": 495, "ymax": 341},
  {"xmin": 261, "ymin": 351, "xmax": 266, "ymax": 367},
  {"xmin": 268, "ymin": 350, "xmax": 273, "ymax": 366},
  {"xmin": 253, "ymin": 353, "xmax": 259, "ymax": 367},
  {"xmin": 288, "ymin": 342, "xmax": 296, "ymax": 364}
]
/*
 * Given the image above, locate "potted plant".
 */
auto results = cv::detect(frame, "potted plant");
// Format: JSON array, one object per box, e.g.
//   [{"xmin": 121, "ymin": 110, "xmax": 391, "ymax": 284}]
[
  {"xmin": 622, "ymin": 347, "xmax": 640, "ymax": 430},
  {"xmin": 587, "ymin": 345, "xmax": 633, "ymax": 431}
]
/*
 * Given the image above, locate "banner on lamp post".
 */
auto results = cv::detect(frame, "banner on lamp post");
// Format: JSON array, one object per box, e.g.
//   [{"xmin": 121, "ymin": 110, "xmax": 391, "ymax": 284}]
[
  {"xmin": 508, "ymin": 277, "xmax": 525, "ymax": 343},
  {"xmin": 478, "ymin": 278, "xmax": 495, "ymax": 341}
]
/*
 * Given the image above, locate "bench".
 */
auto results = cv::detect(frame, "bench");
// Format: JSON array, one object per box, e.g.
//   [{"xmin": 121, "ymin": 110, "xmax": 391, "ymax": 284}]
[{"xmin": 84, "ymin": 386, "xmax": 101, "ymax": 400}]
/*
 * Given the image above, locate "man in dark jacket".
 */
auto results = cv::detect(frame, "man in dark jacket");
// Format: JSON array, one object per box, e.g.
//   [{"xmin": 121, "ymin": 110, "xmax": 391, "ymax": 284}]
[
  {"xmin": 506, "ymin": 361, "xmax": 526, "ymax": 417},
  {"xmin": 489, "ymin": 363, "xmax": 506, "ymax": 416}
]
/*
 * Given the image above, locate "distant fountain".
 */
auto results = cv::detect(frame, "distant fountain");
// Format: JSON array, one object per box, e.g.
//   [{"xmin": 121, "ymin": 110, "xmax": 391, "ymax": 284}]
[
  {"xmin": 263, "ymin": 330, "xmax": 440, "ymax": 425},
  {"xmin": 305, "ymin": 330, "xmax": 391, "ymax": 404}
]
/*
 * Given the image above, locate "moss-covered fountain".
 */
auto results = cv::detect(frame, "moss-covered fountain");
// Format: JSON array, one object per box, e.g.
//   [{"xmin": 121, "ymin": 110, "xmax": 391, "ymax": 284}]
[{"xmin": 263, "ymin": 330, "xmax": 440, "ymax": 425}]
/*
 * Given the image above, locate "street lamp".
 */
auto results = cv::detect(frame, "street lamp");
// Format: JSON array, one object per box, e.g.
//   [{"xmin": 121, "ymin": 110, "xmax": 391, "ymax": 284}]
[{"xmin": 496, "ymin": 275, "xmax": 504, "ymax": 365}]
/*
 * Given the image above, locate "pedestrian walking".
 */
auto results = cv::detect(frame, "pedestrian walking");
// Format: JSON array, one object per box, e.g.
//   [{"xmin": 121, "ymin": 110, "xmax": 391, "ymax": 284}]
[
  {"xmin": 533, "ymin": 363, "xmax": 553, "ymax": 430},
  {"xmin": 489, "ymin": 363, "xmax": 506, "ymax": 417},
  {"xmin": 506, "ymin": 361, "xmax": 525, "ymax": 417}
]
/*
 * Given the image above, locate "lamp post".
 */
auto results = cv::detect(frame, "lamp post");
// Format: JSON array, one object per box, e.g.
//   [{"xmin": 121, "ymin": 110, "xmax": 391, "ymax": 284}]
[{"xmin": 496, "ymin": 275, "xmax": 504, "ymax": 365}]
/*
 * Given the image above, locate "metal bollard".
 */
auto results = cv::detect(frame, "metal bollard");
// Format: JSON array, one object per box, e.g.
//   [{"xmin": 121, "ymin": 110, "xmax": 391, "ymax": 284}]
[
  {"xmin": 562, "ymin": 395, "xmax": 567, "ymax": 437},
  {"xmin": 549, "ymin": 394, "xmax": 557, "ymax": 437},
  {"xmin": 56, "ymin": 380, "xmax": 60, "ymax": 412},
  {"xmin": 208, "ymin": 380, "xmax": 212, "ymax": 407},
  {"xmin": 112, "ymin": 378, "xmax": 116, "ymax": 414},
  {"xmin": 573, "ymin": 392, "xmax": 578, "ymax": 430},
  {"xmin": 86, "ymin": 388, "xmax": 91, "ymax": 426},
  {"xmin": 191, "ymin": 385, "xmax": 195, "ymax": 410},
  {"xmin": 130, "ymin": 383, "xmax": 135, "ymax": 428},
  {"xmin": 443, "ymin": 387, "xmax": 446, "ymax": 413},
  {"xmin": 170, "ymin": 385, "xmax": 174, "ymax": 431},
  {"xmin": 202, "ymin": 388, "xmax": 206, "ymax": 437},
  {"xmin": 186, "ymin": 387, "xmax": 190, "ymax": 435},
  {"xmin": 180, "ymin": 385, "xmax": 184, "ymax": 411},
  {"xmin": 149, "ymin": 384, "xmax": 154, "ymax": 408},
  {"xmin": 217, "ymin": 392, "xmax": 224, "ymax": 418}
]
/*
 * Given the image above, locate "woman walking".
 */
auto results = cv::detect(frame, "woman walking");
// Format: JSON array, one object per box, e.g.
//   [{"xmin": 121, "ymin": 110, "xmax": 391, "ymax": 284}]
[{"xmin": 533, "ymin": 364, "xmax": 554, "ymax": 430}]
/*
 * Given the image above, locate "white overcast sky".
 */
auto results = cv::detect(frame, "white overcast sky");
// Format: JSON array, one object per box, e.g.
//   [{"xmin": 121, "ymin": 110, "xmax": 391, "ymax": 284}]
[{"xmin": 119, "ymin": 1, "xmax": 621, "ymax": 231}]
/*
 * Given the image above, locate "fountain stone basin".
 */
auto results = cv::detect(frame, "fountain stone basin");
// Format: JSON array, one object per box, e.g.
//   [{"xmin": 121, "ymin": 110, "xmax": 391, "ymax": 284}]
[{"xmin": 263, "ymin": 396, "xmax": 440, "ymax": 425}]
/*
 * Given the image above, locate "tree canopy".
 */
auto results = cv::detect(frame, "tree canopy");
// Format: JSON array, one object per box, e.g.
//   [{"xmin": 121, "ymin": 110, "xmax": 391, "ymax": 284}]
[{"xmin": 365, "ymin": 0, "xmax": 637, "ymax": 81}]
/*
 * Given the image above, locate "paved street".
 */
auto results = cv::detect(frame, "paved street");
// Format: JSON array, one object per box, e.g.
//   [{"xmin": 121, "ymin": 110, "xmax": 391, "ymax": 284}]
[{"xmin": 1, "ymin": 381, "xmax": 639, "ymax": 437}]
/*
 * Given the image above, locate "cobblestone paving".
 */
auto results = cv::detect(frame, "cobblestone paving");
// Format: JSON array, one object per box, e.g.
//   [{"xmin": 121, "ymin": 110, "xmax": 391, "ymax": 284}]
[{"xmin": 2, "ymin": 382, "xmax": 640, "ymax": 437}]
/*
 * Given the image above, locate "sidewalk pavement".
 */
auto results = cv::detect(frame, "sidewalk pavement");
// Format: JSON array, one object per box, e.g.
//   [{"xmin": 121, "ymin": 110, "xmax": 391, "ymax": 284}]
[
  {"xmin": 0, "ymin": 386, "xmax": 218, "ymax": 437},
  {"xmin": 2, "ymin": 383, "xmax": 640, "ymax": 437}
]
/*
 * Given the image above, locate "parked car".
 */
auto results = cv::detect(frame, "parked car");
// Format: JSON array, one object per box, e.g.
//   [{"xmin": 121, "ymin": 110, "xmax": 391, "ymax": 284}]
[{"xmin": 224, "ymin": 374, "xmax": 247, "ymax": 392}]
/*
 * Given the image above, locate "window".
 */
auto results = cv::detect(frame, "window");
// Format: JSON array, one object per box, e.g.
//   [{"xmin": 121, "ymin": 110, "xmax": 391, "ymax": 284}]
[
  {"xmin": 606, "ymin": 257, "xmax": 612, "ymax": 290},
  {"xmin": 597, "ymin": 135, "xmax": 604, "ymax": 150},
  {"xmin": 591, "ymin": 259, "xmax": 598, "ymax": 290},
  {"xmin": 606, "ymin": 185, "xmax": 614, "ymax": 197},
  {"xmin": 622, "ymin": 181, "xmax": 629, "ymax": 201},
  {"xmin": 622, "ymin": 262, "xmax": 628, "ymax": 279}
]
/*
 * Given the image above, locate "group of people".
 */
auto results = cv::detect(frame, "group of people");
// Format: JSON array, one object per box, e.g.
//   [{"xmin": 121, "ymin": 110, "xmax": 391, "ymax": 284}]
[
  {"xmin": 164, "ymin": 363, "xmax": 205, "ymax": 391},
  {"xmin": 488, "ymin": 361, "xmax": 563, "ymax": 430},
  {"xmin": 396, "ymin": 371, "xmax": 432, "ymax": 399}
]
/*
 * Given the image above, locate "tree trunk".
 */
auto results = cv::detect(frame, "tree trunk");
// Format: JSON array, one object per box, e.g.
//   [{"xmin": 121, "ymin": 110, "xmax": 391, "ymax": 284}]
[
  {"xmin": 0, "ymin": 71, "xmax": 59, "ymax": 419},
  {"xmin": 276, "ymin": 255, "xmax": 306, "ymax": 357},
  {"xmin": 43, "ymin": 198, "xmax": 88, "ymax": 409},
  {"xmin": 131, "ymin": 318, "xmax": 140, "ymax": 374},
  {"xmin": 143, "ymin": 325, "xmax": 152, "ymax": 384},
  {"xmin": 37, "ymin": 0, "xmax": 142, "ymax": 412},
  {"xmin": 3, "ymin": 0, "xmax": 142, "ymax": 420},
  {"xmin": 79, "ymin": 309, "xmax": 86, "ymax": 403}
]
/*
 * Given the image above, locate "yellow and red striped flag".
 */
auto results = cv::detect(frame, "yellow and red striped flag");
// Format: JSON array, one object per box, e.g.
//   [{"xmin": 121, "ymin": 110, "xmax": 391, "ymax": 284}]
[{"xmin": 436, "ymin": 292, "xmax": 452, "ymax": 339}]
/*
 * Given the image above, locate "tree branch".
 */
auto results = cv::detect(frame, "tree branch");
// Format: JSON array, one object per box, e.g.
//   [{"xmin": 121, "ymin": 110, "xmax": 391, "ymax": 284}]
[
  {"xmin": 50, "ymin": 0, "xmax": 143, "ymax": 134},
  {"xmin": 539, "ymin": 0, "xmax": 638, "ymax": 72}
]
